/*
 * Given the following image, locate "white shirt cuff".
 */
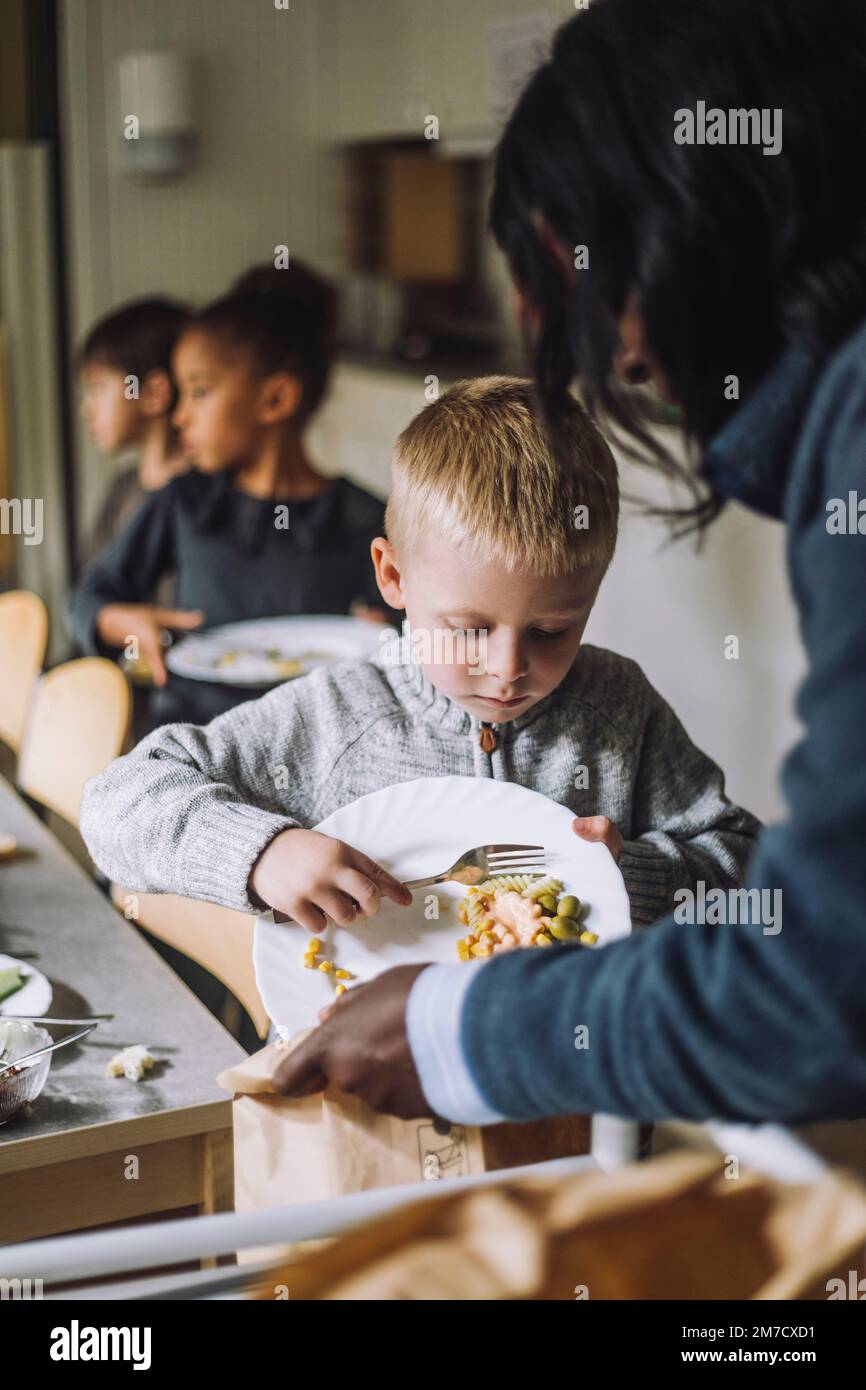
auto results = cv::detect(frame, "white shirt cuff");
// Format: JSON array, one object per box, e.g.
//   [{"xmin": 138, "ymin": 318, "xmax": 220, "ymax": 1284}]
[{"xmin": 406, "ymin": 962, "xmax": 507, "ymax": 1125}]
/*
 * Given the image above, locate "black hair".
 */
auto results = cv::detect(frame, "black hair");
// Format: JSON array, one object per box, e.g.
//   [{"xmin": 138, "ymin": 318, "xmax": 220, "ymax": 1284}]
[
  {"xmin": 188, "ymin": 261, "xmax": 339, "ymax": 426},
  {"xmin": 490, "ymin": 0, "xmax": 866, "ymax": 528},
  {"xmin": 79, "ymin": 297, "xmax": 190, "ymax": 403}
]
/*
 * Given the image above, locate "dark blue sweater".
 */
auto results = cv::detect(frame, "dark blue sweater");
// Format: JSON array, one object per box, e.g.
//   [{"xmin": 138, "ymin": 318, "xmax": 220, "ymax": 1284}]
[{"xmin": 461, "ymin": 317, "xmax": 866, "ymax": 1124}]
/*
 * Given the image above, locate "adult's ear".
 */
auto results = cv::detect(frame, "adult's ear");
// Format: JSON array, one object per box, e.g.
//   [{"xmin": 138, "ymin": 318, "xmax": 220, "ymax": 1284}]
[{"xmin": 257, "ymin": 372, "xmax": 303, "ymax": 426}]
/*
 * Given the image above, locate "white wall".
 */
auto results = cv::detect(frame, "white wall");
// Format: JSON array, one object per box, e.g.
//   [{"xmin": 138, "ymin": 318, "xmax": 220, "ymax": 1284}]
[{"xmin": 586, "ymin": 458, "xmax": 806, "ymax": 823}]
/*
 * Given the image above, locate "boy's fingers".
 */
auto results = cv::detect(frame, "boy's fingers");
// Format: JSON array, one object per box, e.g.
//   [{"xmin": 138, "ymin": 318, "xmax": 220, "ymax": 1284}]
[
  {"xmin": 571, "ymin": 815, "xmax": 622, "ymax": 859},
  {"xmin": 572, "ymin": 814, "xmax": 609, "ymax": 837},
  {"xmin": 290, "ymin": 901, "xmax": 328, "ymax": 934},
  {"xmin": 316, "ymin": 888, "xmax": 360, "ymax": 928},
  {"xmin": 341, "ymin": 870, "xmax": 383, "ymax": 918},
  {"xmin": 351, "ymin": 850, "xmax": 412, "ymax": 907}
]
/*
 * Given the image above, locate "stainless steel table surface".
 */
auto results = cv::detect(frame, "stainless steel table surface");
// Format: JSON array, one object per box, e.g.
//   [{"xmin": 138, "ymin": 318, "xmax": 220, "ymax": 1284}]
[{"xmin": 0, "ymin": 775, "xmax": 246, "ymax": 1242}]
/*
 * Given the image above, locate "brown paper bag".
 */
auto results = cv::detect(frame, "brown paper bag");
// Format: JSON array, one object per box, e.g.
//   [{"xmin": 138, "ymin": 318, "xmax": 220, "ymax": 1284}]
[{"xmin": 217, "ymin": 1034, "xmax": 592, "ymax": 1233}]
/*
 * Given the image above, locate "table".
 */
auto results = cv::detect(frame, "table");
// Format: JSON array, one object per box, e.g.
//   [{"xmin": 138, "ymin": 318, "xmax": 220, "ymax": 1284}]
[{"xmin": 0, "ymin": 776, "xmax": 246, "ymax": 1245}]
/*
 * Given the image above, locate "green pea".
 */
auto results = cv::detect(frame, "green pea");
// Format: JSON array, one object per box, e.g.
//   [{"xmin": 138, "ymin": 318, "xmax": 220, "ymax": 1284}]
[
  {"xmin": 538, "ymin": 894, "xmax": 559, "ymax": 914},
  {"xmin": 549, "ymin": 916, "xmax": 579, "ymax": 940},
  {"xmin": 556, "ymin": 895, "xmax": 581, "ymax": 919}
]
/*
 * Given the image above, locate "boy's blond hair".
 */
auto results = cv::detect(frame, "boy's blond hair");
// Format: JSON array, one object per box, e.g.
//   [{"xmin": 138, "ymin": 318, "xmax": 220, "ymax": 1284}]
[{"xmin": 386, "ymin": 376, "xmax": 618, "ymax": 577}]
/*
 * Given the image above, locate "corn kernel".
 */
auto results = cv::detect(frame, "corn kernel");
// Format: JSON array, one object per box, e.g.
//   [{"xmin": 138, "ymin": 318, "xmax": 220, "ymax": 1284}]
[
  {"xmin": 579, "ymin": 930, "xmax": 598, "ymax": 946},
  {"xmin": 306, "ymin": 939, "xmax": 322, "ymax": 956},
  {"xmin": 471, "ymin": 942, "xmax": 493, "ymax": 957},
  {"xmin": 318, "ymin": 960, "xmax": 333, "ymax": 974},
  {"xmin": 335, "ymin": 984, "xmax": 347, "ymax": 996},
  {"xmin": 302, "ymin": 955, "xmax": 316, "ymax": 968},
  {"xmin": 334, "ymin": 968, "xmax": 352, "ymax": 980}
]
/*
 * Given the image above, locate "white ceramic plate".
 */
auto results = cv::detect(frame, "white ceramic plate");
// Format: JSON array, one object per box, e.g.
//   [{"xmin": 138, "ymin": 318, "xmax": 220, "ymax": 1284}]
[
  {"xmin": 254, "ymin": 775, "xmax": 631, "ymax": 1036},
  {"xmin": 0, "ymin": 953, "xmax": 53, "ymax": 1019},
  {"xmin": 166, "ymin": 615, "xmax": 386, "ymax": 686}
]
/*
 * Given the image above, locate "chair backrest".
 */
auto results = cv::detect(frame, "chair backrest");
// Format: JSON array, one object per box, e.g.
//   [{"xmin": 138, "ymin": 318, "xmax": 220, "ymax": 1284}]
[
  {"xmin": 111, "ymin": 885, "xmax": 270, "ymax": 1040},
  {"xmin": 17, "ymin": 657, "xmax": 131, "ymax": 826},
  {"xmin": 0, "ymin": 589, "xmax": 48, "ymax": 752}
]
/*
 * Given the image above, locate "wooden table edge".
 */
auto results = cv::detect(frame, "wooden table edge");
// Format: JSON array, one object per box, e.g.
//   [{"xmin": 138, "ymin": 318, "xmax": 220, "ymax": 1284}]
[{"xmin": 0, "ymin": 1095, "xmax": 234, "ymax": 1175}]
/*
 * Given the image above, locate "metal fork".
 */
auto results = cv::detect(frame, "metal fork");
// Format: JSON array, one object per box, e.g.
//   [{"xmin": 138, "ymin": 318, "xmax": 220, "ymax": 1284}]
[
  {"xmin": 404, "ymin": 843, "xmax": 549, "ymax": 890},
  {"xmin": 263, "ymin": 843, "xmax": 551, "ymax": 924}
]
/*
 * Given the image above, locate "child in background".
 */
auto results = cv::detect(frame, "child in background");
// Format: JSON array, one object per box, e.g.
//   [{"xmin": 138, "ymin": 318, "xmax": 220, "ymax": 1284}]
[
  {"xmin": 80, "ymin": 377, "xmax": 760, "ymax": 945},
  {"xmin": 78, "ymin": 297, "xmax": 191, "ymax": 570},
  {"xmin": 69, "ymin": 262, "xmax": 397, "ymax": 728}
]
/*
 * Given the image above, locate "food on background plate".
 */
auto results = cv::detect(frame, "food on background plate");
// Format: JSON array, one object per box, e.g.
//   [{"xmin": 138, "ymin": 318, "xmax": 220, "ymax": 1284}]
[
  {"xmin": 214, "ymin": 646, "xmax": 337, "ymax": 679},
  {"xmin": 0, "ymin": 832, "xmax": 18, "ymax": 860},
  {"xmin": 456, "ymin": 876, "xmax": 597, "ymax": 959}
]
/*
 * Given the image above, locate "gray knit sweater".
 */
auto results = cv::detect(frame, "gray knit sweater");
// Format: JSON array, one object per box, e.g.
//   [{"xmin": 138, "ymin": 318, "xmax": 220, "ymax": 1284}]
[{"xmin": 80, "ymin": 645, "xmax": 760, "ymax": 926}]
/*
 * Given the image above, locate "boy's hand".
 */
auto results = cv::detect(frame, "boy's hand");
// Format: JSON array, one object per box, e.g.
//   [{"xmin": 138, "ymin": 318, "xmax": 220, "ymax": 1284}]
[
  {"xmin": 97, "ymin": 603, "xmax": 205, "ymax": 686},
  {"xmin": 250, "ymin": 828, "xmax": 413, "ymax": 932},
  {"xmin": 571, "ymin": 815, "xmax": 623, "ymax": 860}
]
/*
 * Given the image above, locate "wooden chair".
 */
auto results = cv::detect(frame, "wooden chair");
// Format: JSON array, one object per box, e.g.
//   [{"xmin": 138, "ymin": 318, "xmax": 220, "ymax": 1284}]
[
  {"xmin": 17, "ymin": 656, "xmax": 131, "ymax": 827},
  {"xmin": 111, "ymin": 885, "xmax": 271, "ymax": 1040},
  {"xmin": 0, "ymin": 589, "xmax": 48, "ymax": 753}
]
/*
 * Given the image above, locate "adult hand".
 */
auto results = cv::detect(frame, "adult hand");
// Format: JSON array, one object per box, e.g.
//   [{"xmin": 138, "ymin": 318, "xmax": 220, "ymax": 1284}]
[
  {"xmin": 272, "ymin": 963, "xmax": 433, "ymax": 1118},
  {"xmin": 97, "ymin": 602, "xmax": 205, "ymax": 686}
]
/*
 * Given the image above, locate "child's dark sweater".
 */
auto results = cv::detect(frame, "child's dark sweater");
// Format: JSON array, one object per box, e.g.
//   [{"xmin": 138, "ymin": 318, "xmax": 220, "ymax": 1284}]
[{"xmin": 68, "ymin": 469, "xmax": 398, "ymax": 724}]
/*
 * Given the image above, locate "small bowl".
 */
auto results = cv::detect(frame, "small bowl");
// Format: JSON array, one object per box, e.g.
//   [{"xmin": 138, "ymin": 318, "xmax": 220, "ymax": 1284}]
[{"xmin": 0, "ymin": 1021, "xmax": 52, "ymax": 1125}]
